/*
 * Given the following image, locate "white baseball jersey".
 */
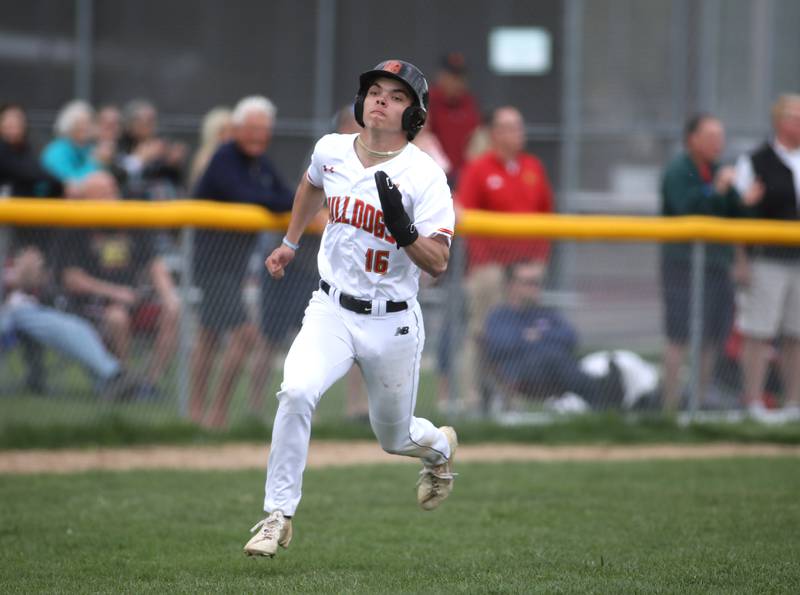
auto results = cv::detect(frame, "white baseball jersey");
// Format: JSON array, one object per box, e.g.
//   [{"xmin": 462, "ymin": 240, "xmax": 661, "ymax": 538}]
[{"xmin": 307, "ymin": 133, "xmax": 455, "ymax": 301}]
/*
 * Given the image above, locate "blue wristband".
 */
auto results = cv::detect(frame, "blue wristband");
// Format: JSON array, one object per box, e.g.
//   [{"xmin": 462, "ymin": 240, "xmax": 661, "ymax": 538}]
[{"xmin": 282, "ymin": 236, "xmax": 300, "ymax": 250}]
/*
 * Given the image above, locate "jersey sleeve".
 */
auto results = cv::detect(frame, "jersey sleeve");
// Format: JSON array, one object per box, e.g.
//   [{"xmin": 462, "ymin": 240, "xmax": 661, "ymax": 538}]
[
  {"xmin": 306, "ymin": 135, "xmax": 330, "ymax": 189},
  {"xmin": 411, "ymin": 164, "xmax": 455, "ymax": 241}
]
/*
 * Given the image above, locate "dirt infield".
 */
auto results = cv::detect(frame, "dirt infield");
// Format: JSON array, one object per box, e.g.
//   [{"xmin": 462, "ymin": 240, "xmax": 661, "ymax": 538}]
[{"xmin": 1, "ymin": 441, "xmax": 799, "ymax": 474}]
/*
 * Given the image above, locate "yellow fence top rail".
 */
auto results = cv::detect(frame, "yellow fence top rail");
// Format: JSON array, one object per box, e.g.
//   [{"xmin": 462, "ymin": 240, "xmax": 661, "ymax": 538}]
[
  {"xmin": 0, "ymin": 198, "xmax": 292, "ymax": 231},
  {"xmin": 458, "ymin": 211, "xmax": 800, "ymax": 245},
  {"xmin": 1, "ymin": 198, "xmax": 800, "ymax": 246}
]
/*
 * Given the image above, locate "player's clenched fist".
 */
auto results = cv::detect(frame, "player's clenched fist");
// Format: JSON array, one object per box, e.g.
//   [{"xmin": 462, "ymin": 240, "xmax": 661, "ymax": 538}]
[
  {"xmin": 374, "ymin": 171, "xmax": 419, "ymax": 247},
  {"xmin": 265, "ymin": 244, "xmax": 295, "ymax": 279}
]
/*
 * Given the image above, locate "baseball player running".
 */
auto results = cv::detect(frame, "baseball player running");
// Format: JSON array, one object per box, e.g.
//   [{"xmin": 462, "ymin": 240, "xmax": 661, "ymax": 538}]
[{"xmin": 244, "ymin": 60, "xmax": 458, "ymax": 558}]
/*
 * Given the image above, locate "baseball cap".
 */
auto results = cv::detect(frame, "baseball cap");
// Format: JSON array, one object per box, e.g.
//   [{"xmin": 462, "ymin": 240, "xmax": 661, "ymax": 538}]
[{"xmin": 441, "ymin": 51, "xmax": 467, "ymax": 75}]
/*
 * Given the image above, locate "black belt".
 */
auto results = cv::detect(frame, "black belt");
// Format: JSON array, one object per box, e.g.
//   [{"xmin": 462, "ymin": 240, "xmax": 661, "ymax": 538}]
[{"xmin": 320, "ymin": 280, "xmax": 407, "ymax": 314}]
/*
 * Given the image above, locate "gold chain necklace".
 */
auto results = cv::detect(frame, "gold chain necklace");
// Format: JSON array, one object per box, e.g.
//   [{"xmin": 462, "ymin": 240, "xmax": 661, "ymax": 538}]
[{"xmin": 356, "ymin": 135, "xmax": 405, "ymax": 158}]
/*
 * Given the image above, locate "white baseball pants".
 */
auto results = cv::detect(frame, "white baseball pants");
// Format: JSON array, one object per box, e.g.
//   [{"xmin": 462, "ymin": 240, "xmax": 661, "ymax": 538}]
[{"xmin": 263, "ymin": 288, "xmax": 451, "ymax": 516}]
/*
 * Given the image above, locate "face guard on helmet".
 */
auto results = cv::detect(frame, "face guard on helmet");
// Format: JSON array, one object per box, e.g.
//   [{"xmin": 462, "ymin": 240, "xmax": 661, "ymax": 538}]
[{"xmin": 354, "ymin": 60, "xmax": 429, "ymax": 141}]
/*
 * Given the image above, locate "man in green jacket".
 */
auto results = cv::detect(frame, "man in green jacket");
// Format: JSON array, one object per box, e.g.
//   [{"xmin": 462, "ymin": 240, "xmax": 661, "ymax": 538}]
[{"xmin": 660, "ymin": 113, "xmax": 762, "ymax": 411}]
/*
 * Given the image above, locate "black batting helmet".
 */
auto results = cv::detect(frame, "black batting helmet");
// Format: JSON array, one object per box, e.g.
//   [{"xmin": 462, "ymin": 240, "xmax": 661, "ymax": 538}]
[{"xmin": 354, "ymin": 60, "xmax": 429, "ymax": 140}]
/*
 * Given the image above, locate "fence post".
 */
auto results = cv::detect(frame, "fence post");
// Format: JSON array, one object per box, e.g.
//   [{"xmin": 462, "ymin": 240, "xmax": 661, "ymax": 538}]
[
  {"xmin": 687, "ymin": 240, "xmax": 706, "ymax": 418},
  {"xmin": 74, "ymin": 0, "xmax": 94, "ymax": 102},
  {"xmin": 0, "ymin": 226, "xmax": 9, "ymax": 298},
  {"xmin": 177, "ymin": 226, "xmax": 195, "ymax": 418},
  {"xmin": 445, "ymin": 237, "xmax": 467, "ymax": 417}
]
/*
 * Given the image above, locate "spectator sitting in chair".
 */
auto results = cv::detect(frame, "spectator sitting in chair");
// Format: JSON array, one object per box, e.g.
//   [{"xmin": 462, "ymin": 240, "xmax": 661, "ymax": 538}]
[
  {"xmin": 57, "ymin": 171, "xmax": 180, "ymax": 398},
  {"xmin": 2, "ymin": 102, "xmax": 71, "ymax": 394},
  {"xmin": 1, "ymin": 246, "xmax": 138, "ymax": 400},
  {"xmin": 482, "ymin": 261, "xmax": 624, "ymax": 410}
]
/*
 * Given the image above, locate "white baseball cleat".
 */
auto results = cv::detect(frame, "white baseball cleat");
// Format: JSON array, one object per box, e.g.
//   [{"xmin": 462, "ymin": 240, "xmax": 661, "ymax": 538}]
[
  {"xmin": 417, "ymin": 426, "xmax": 458, "ymax": 511},
  {"xmin": 243, "ymin": 511, "xmax": 293, "ymax": 557}
]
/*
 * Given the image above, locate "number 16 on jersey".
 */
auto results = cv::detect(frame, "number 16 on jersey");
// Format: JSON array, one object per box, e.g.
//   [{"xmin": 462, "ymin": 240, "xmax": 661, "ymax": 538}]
[{"xmin": 365, "ymin": 249, "xmax": 390, "ymax": 274}]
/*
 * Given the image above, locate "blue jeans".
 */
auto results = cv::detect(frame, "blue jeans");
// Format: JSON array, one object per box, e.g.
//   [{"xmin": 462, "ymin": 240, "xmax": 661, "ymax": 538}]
[
  {"xmin": 503, "ymin": 347, "xmax": 605, "ymax": 404},
  {"xmin": 2, "ymin": 301, "xmax": 120, "ymax": 381}
]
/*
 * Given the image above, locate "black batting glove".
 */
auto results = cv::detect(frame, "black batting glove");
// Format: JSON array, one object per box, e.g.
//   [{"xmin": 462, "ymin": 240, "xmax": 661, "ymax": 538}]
[{"xmin": 375, "ymin": 171, "xmax": 419, "ymax": 248}]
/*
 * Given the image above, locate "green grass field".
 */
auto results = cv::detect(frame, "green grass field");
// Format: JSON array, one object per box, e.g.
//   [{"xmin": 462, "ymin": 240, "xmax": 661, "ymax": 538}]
[
  {"xmin": 2, "ymin": 458, "xmax": 799, "ymax": 593},
  {"xmin": 4, "ymin": 350, "xmax": 800, "ymax": 450}
]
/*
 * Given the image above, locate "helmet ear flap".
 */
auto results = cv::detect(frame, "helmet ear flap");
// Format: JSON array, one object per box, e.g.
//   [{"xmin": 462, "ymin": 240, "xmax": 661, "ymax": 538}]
[
  {"xmin": 402, "ymin": 106, "xmax": 427, "ymax": 140},
  {"xmin": 353, "ymin": 93, "xmax": 366, "ymax": 128}
]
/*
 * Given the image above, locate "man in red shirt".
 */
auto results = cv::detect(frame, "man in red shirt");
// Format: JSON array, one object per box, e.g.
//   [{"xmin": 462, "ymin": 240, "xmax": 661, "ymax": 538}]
[
  {"xmin": 455, "ymin": 105, "xmax": 554, "ymax": 409},
  {"xmin": 457, "ymin": 106, "xmax": 553, "ymax": 266},
  {"xmin": 427, "ymin": 52, "xmax": 481, "ymax": 186}
]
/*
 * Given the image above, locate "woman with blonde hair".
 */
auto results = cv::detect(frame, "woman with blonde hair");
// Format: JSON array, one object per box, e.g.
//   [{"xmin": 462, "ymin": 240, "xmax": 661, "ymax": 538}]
[{"xmin": 188, "ymin": 107, "xmax": 233, "ymax": 189}]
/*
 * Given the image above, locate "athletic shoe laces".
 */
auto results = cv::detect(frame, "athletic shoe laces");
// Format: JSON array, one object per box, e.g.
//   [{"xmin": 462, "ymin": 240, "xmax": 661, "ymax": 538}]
[
  {"xmin": 417, "ymin": 464, "xmax": 458, "ymax": 487},
  {"xmin": 250, "ymin": 515, "xmax": 282, "ymax": 540}
]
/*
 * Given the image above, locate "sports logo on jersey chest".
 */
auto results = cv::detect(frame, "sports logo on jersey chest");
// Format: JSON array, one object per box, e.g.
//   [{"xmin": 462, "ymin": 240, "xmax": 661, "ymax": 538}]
[
  {"xmin": 487, "ymin": 174, "xmax": 504, "ymax": 190},
  {"xmin": 395, "ymin": 326, "xmax": 410, "ymax": 336}
]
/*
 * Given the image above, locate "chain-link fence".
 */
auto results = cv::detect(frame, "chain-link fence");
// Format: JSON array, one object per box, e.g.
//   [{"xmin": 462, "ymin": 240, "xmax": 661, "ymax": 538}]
[
  {"xmin": 10, "ymin": 0, "xmax": 800, "ymax": 205},
  {"xmin": 0, "ymin": 217, "xmax": 319, "ymax": 433},
  {"xmin": 2, "ymin": 206, "xmax": 800, "ymax": 435},
  {"xmin": 437, "ymin": 237, "xmax": 744, "ymax": 423}
]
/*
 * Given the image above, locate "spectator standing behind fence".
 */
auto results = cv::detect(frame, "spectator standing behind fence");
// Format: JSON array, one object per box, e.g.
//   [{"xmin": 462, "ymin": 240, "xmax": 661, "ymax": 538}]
[
  {"xmin": 0, "ymin": 103, "xmax": 66, "ymax": 249},
  {"xmin": 187, "ymin": 107, "xmax": 233, "ymax": 190},
  {"xmin": 40, "ymin": 100, "xmax": 101, "ymax": 184},
  {"xmin": 118, "ymin": 99, "xmax": 187, "ymax": 199},
  {"xmin": 1, "ymin": 246, "xmax": 139, "ymax": 400},
  {"xmin": 0, "ymin": 103, "xmax": 64, "ymax": 199},
  {"xmin": 734, "ymin": 94, "xmax": 800, "ymax": 420},
  {"xmin": 96, "ymin": 105, "xmax": 122, "ymax": 145},
  {"xmin": 483, "ymin": 262, "xmax": 624, "ymax": 409},
  {"xmin": 250, "ymin": 104, "xmax": 357, "ymax": 418},
  {"xmin": 427, "ymin": 51, "xmax": 481, "ymax": 186},
  {"xmin": 659, "ymin": 114, "xmax": 762, "ymax": 411},
  {"xmin": 189, "ymin": 96, "xmax": 294, "ymax": 429},
  {"xmin": 93, "ymin": 104, "xmax": 127, "ymax": 185},
  {"xmin": 453, "ymin": 105, "xmax": 554, "ymax": 409},
  {"xmin": 58, "ymin": 171, "xmax": 180, "ymax": 399}
]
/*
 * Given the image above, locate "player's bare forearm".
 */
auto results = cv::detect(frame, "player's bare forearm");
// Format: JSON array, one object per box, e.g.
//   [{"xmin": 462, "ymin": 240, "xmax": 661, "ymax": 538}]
[
  {"xmin": 284, "ymin": 176, "xmax": 326, "ymax": 244},
  {"xmin": 404, "ymin": 235, "xmax": 449, "ymax": 278},
  {"xmin": 266, "ymin": 176, "xmax": 325, "ymax": 280}
]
